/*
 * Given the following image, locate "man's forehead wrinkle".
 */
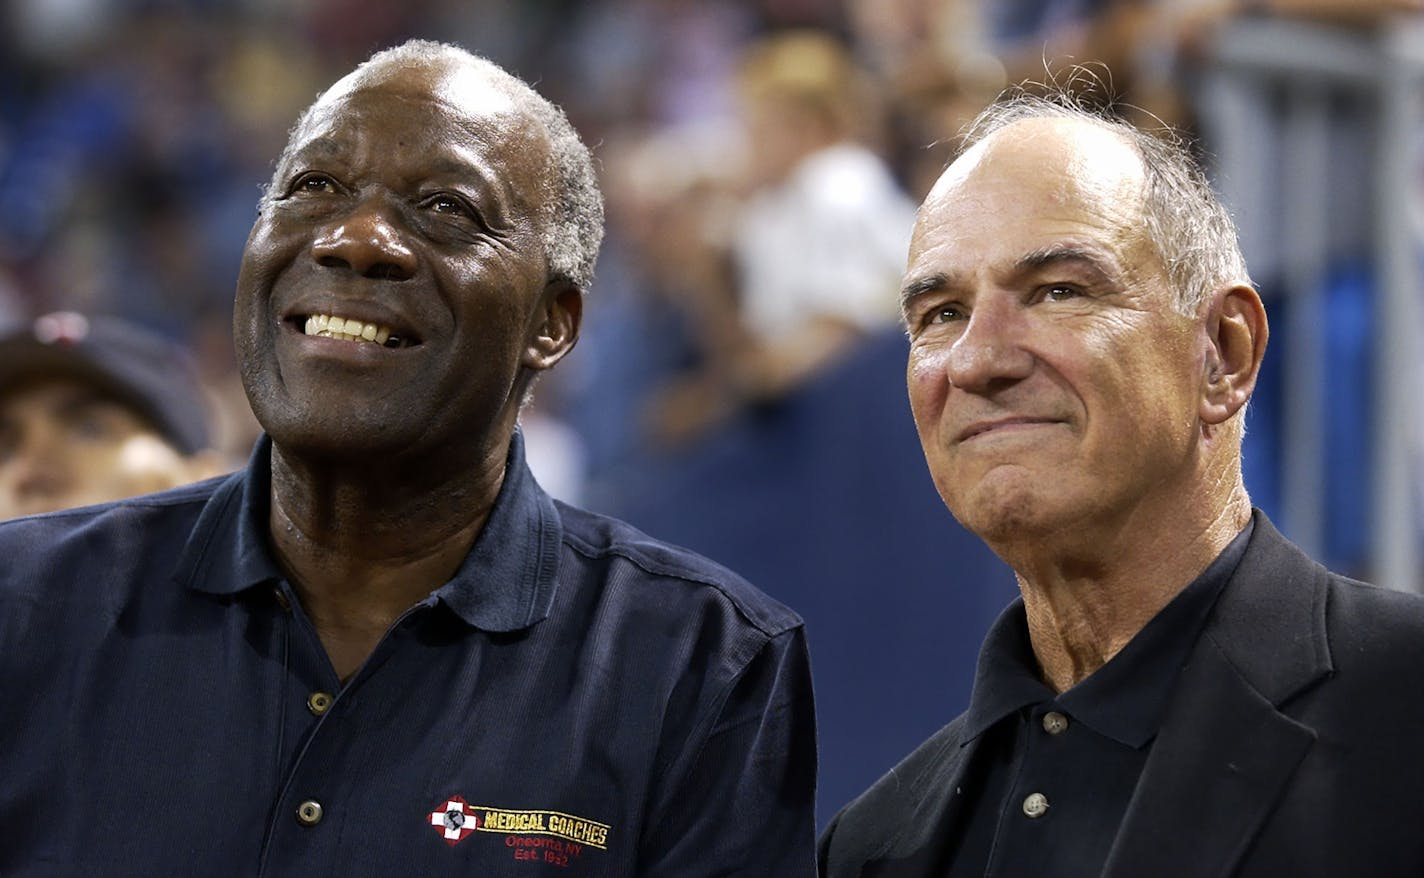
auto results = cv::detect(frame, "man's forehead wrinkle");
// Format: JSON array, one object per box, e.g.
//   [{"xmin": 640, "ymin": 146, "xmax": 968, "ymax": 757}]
[
  {"xmin": 913, "ymin": 117, "xmax": 1155, "ymax": 284},
  {"xmin": 285, "ymin": 133, "xmax": 346, "ymax": 163},
  {"xmin": 1016, "ymin": 242, "xmax": 1121, "ymax": 277}
]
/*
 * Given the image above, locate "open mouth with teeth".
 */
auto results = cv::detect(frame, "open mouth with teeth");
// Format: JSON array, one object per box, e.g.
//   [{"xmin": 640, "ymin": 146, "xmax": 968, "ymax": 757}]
[{"xmin": 300, "ymin": 313, "xmax": 415, "ymax": 348}]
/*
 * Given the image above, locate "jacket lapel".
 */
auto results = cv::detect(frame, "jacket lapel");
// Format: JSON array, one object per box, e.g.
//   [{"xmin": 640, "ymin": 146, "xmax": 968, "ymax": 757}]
[
  {"xmin": 1104, "ymin": 513, "xmax": 1333, "ymax": 878},
  {"xmin": 1102, "ymin": 637, "xmax": 1316, "ymax": 877},
  {"xmin": 861, "ymin": 733, "xmax": 986, "ymax": 878}
]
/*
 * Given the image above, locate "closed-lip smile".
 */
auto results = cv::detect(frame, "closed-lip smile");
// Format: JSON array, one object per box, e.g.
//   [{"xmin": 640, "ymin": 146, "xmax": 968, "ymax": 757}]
[{"xmin": 957, "ymin": 417, "xmax": 1060, "ymax": 443}]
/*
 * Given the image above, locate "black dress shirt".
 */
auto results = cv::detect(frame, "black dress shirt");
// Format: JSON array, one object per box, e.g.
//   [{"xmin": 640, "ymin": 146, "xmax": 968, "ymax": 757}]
[{"xmin": 944, "ymin": 524, "xmax": 1253, "ymax": 877}]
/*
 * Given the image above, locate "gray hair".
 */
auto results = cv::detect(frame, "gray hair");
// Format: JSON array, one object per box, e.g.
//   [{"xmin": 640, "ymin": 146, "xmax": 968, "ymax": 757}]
[
  {"xmin": 266, "ymin": 39, "xmax": 604, "ymax": 291},
  {"xmin": 958, "ymin": 88, "xmax": 1249, "ymax": 315}
]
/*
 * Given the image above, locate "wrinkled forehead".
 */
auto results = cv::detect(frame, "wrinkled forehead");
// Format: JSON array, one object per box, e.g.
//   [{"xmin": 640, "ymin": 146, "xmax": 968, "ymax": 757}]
[{"xmin": 285, "ymin": 55, "xmax": 553, "ymax": 207}]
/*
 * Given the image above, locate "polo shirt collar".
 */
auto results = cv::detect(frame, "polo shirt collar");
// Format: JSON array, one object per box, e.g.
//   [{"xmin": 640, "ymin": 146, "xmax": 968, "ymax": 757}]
[
  {"xmin": 960, "ymin": 600, "xmax": 1051, "ymax": 742},
  {"xmin": 961, "ymin": 521, "xmax": 1254, "ymax": 746},
  {"xmin": 175, "ymin": 430, "xmax": 563, "ymax": 633}
]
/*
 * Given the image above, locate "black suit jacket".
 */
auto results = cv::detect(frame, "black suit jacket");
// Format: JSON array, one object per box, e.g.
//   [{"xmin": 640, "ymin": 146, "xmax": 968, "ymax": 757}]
[{"xmin": 819, "ymin": 512, "xmax": 1424, "ymax": 876}]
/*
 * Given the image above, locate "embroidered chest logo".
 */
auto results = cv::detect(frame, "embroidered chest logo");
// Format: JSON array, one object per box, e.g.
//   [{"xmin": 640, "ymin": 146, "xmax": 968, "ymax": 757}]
[
  {"xmin": 428, "ymin": 795, "xmax": 612, "ymax": 866},
  {"xmin": 430, "ymin": 796, "xmax": 481, "ymax": 846}
]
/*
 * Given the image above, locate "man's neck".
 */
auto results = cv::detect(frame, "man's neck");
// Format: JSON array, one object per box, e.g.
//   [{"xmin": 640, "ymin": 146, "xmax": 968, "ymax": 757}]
[
  {"xmin": 265, "ymin": 438, "xmax": 509, "ymax": 680},
  {"xmin": 1008, "ymin": 492, "xmax": 1252, "ymax": 694}
]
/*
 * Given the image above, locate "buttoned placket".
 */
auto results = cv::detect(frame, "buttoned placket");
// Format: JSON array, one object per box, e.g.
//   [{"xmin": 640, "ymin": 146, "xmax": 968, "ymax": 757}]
[
  {"xmin": 1015, "ymin": 705, "xmax": 1066, "ymax": 826},
  {"xmin": 256, "ymin": 581, "xmax": 436, "ymax": 874},
  {"xmin": 984, "ymin": 703, "xmax": 1071, "ymax": 875}
]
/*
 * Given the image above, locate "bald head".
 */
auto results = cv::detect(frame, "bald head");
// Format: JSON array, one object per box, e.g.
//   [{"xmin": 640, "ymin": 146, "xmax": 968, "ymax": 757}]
[
  {"xmin": 928, "ymin": 116, "xmax": 1144, "ymax": 209},
  {"xmin": 314, "ymin": 45, "xmax": 528, "ymax": 124}
]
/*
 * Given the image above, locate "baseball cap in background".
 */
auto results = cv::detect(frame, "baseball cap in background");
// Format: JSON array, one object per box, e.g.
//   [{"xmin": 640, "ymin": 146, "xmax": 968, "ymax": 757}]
[{"xmin": 0, "ymin": 311, "xmax": 211, "ymax": 455}]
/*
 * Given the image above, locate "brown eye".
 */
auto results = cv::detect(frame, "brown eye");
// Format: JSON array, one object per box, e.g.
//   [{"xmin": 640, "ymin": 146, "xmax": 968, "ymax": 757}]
[
  {"xmin": 423, "ymin": 192, "xmax": 475, "ymax": 219},
  {"xmin": 291, "ymin": 173, "xmax": 338, "ymax": 196},
  {"xmin": 1043, "ymin": 284, "xmax": 1081, "ymax": 302},
  {"xmin": 930, "ymin": 305, "xmax": 966, "ymax": 325}
]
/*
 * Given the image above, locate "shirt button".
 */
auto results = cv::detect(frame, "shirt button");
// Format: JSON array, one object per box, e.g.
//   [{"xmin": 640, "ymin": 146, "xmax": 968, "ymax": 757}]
[
  {"xmin": 273, "ymin": 588, "xmax": 292, "ymax": 612},
  {"xmin": 1022, "ymin": 792, "xmax": 1050, "ymax": 818},
  {"xmin": 296, "ymin": 800, "xmax": 324, "ymax": 826},
  {"xmin": 307, "ymin": 691, "xmax": 335, "ymax": 716},
  {"xmin": 1042, "ymin": 711, "xmax": 1069, "ymax": 735}
]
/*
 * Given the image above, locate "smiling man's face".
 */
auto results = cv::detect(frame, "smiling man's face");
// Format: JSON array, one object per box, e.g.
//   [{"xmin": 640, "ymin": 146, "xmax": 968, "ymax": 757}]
[
  {"xmin": 901, "ymin": 117, "xmax": 1208, "ymax": 548},
  {"xmin": 234, "ymin": 55, "xmax": 567, "ymax": 465}
]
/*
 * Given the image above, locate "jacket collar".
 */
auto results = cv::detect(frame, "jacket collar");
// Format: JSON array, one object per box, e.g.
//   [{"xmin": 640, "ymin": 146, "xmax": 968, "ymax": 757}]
[
  {"xmin": 1103, "ymin": 510, "xmax": 1332, "ymax": 877},
  {"xmin": 175, "ymin": 430, "xmax": 563, "ymax": 633},
  {"xmin": 854, "ymin": 511, "xmax": 1333, "ymax": 878}
]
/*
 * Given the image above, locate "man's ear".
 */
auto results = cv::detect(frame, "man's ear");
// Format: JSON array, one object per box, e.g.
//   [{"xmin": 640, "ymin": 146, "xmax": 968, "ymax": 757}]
[
  {"xmin": 1200, "ymin": 283, "xmax": 1269, "ymax": 426},
  {"xmin": 522, "ymin": 280, "xmax": 583, "ymax": 373}
]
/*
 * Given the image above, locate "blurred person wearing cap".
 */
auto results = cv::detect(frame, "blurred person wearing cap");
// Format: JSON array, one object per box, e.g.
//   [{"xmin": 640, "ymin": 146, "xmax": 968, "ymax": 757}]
[
  {"xmin": 0, "ymin": 39, "xmax": 816, "ymax": 876},
  {"xmin": 0, "ymin": 311, "xmax": 227, "ymax": 519}
]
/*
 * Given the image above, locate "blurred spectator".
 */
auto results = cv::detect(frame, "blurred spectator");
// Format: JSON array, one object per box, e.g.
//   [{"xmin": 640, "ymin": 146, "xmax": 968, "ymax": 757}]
[
  {"xmin": 566, "ymin": 121, "xmax": 746, "ymax": 492},
  {"xmin": 647, "ymin": 31, "xmax": 916, "ymax": 444},
  {"xmin": 0, "ymin": 311, "xmax": 226, "ymax": 519},
  {"xmin": 519, "ymin": 404, "xmax": 592, "ymax": 505},
  {"xmin": 734, "ymin": 31, "xmax": 913, "ymax": 361}
]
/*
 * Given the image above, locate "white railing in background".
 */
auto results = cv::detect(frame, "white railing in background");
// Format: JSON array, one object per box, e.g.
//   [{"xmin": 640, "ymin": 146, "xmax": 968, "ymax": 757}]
[{"xmin": 1200, "ymin": 15, "xmax": 1424, "ymax": 593}]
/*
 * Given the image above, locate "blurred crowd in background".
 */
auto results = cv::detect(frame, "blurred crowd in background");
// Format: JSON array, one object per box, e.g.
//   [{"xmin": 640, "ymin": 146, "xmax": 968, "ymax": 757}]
[
  {"xmin": 3, "ymin": 0, "xmax": 1410, "ymax": 488},
  {"xmin": 3, "ymin": 0, "xmax": 1422, "ymax": 822}
]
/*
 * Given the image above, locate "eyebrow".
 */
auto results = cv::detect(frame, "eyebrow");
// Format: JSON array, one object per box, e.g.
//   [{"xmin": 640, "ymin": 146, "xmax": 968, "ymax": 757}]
[
  {"xmin": 900, "ymin": 243, "xmax": 1122, "ymax": 316},
  {"xmin": 285, "ymin": 139, "xmax": 517, "ymax": 231},
  {"xmin": 1014, "ymin": 244, "xmax": 1120, "ymax": 284},
  {"xmin": 899, "ymin": 273, "xmax": 950, "ymax": 314},
  {"xmin": 898, "ymin": 272, "xmax": 959, "ymax": 327}
]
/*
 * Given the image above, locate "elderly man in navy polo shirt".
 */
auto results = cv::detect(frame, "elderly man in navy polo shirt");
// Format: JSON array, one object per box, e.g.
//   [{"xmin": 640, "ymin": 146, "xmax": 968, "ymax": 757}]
[{"xmin": 0, "ymin": 40, "xmax": 816, "ymax": 876}]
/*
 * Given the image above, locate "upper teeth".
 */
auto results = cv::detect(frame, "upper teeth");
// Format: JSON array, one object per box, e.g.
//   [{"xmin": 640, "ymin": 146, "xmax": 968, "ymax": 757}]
[{"xmin": 304, "ymin": 314, "xmax": 391, "ymax": 345}]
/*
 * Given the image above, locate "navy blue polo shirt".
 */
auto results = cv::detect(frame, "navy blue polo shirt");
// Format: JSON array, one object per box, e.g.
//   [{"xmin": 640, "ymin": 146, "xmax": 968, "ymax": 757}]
[
  {"xmin": 943, "ymin": 523, "xmax": 1253, "ymax": 876},
  {"xmin": 0, "ymin": 433, "xmax": 817, "ymax": 876}
]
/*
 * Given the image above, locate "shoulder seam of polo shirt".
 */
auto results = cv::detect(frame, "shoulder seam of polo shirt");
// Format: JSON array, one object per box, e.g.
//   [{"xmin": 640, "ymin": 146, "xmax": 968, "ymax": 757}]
[{"xmin": 559, "ymin": 511, "xmax": 803, "ymax": 640}]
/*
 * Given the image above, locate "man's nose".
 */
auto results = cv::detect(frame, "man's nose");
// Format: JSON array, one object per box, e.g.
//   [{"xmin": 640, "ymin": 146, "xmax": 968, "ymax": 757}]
[
  {"xmin": 944, "ymin": 296, "xmax": 1035, "ymax": 393},
  {"xmin": 310, "ymin": 197, "xmax": 418, "ymax": 280}
]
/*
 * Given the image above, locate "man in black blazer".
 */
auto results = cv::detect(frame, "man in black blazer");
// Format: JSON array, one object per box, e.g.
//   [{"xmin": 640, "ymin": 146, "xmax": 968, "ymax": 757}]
[{"xmin": 819, "ymin": 89, "xmax": 1424, "ymax": 877}]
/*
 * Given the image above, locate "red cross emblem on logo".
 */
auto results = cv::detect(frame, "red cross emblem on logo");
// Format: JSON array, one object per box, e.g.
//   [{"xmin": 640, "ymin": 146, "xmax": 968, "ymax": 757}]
[{"xmin": 429, "ymin": 795, "xmax": 480, "ymax": 846}]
